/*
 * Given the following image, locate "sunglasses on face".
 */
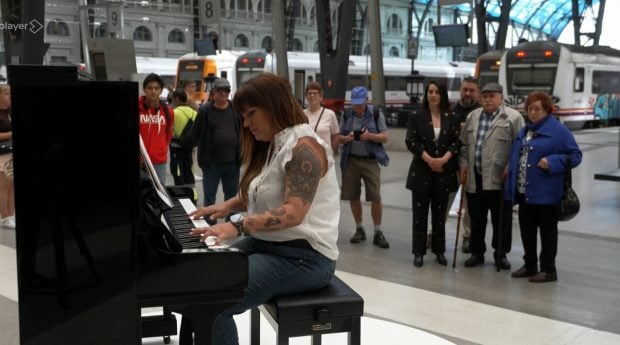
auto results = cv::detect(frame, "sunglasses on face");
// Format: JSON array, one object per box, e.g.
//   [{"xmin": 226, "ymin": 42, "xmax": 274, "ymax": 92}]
[{"xmin": 215, "ymin": 88, "xmax": 231, "ymax": 93}]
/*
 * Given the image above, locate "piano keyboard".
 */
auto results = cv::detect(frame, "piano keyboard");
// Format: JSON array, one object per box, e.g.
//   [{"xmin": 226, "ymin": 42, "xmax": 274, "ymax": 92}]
[{"xmin": 162, "ymin": 198, "xmax": 210, "ymax": 249}]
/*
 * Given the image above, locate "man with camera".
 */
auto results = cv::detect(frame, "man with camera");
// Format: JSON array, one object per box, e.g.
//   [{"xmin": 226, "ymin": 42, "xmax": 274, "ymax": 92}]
[{"xmin": 338, "ymin": 86, "xmax": 391, "ymax": 248}]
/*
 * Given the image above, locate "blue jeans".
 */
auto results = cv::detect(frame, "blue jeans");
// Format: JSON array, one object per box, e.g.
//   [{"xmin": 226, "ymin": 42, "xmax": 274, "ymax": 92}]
[
  {"xmin": 202, "ymin": 162, "xmax": 240, "ymax": 206},
  {"xmin": 211, "ymin": 237, "xmax": 336, "ymax": 345},
  {"xmin": 153, "ymin": 163, "xmax": 168, "ymax": 186}
]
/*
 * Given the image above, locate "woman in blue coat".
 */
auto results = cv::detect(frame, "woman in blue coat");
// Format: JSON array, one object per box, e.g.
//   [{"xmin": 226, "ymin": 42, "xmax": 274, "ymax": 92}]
[{"xmin": 504, "ymin": 91, "xmax": 582, "ymax": 283}]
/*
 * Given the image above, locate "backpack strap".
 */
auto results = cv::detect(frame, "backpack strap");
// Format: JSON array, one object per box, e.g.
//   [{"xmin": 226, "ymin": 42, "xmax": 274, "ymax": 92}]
[
  {"xmin": 372, "ymin": 105, "xmax": 380, "ymax": 130},
  {"xmin": 159, "ymin": 100, "xmax": 171, "ymax": 123}
]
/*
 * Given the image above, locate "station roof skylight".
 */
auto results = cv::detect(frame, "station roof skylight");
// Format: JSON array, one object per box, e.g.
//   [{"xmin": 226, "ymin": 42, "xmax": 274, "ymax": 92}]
[{"xmin": 447, "ymin": 0, "xmax": 600, "ymax": 40}]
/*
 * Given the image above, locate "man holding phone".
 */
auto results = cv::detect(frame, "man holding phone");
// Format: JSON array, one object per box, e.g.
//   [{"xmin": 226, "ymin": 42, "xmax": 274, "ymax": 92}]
[{"xmin": 339, "ymin": 86, "xmax": 391, "ymax": 248}]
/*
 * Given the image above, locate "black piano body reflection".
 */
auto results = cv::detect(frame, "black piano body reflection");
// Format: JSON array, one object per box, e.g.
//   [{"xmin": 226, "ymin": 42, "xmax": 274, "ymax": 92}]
[{"xmin": 10, "ymin": 65, "xmax": 248, "ymax": 345}]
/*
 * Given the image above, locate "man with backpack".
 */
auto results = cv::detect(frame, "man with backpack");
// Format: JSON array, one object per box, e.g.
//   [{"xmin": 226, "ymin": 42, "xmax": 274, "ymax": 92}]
[
  {"xmin": 139, "ymin": 73, "xmax": 174, "ymax": 185},
  {"xmin": 169, "ymin": 89, "xmax": 197, "ymax": 187},
  {"xmin": 338, "ymin": 86, "xmax": 391, "ymax": 248},
  {"xmin": 186, "ymin": 78, "xmax": 241, "ymax": 215}
]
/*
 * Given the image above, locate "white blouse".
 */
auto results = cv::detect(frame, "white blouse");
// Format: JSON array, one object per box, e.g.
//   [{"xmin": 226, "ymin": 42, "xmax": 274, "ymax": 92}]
[
  {"xmin": 304, "ymin": 107, "xmax": 340, "ymax": 148},
  {"xmin": 247, "ymin": 124, "xmax": 340, "ymax": 260}
]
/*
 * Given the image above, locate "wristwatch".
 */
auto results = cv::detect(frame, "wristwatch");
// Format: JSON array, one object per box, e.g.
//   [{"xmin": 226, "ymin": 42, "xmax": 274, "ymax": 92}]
[{"xmin": 230, "ymin": 213, "xmax": 246, "ymax": 236}]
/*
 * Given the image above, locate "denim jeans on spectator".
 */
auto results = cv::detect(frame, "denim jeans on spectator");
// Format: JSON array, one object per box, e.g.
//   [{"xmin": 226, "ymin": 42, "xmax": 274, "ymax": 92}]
[
  {"xmin": 202, "ymin": 161, "xmax": 240, "ymax": 206},
  {"xmin": 211, "ymin": 237, "xmax": 336, "ymax": 345},
  {"xmin": 153, "ymin": 163, "xmax": 168, "ymax": 186}
]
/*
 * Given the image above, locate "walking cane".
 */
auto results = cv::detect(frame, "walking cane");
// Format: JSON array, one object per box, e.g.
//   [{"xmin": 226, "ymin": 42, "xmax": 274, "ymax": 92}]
[
  {"xmin": 496, "ymin": 184, "xmax": 506, "ymax": 272},
  {"xmin": 452, "ymin": 176, "xmax": 466, "ymax": 268}
]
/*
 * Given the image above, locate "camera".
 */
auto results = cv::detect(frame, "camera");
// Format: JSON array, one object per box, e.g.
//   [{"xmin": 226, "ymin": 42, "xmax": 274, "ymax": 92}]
[{"xmin": 353, "ymin": 130, "xmax": 363, "ymax": 141}]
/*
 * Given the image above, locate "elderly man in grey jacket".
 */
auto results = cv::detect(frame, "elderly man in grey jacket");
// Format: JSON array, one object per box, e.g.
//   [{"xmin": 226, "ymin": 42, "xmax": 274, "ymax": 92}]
[{"xmin": 459, "ymin": 82, "xmax": 525, "ymax": 270}]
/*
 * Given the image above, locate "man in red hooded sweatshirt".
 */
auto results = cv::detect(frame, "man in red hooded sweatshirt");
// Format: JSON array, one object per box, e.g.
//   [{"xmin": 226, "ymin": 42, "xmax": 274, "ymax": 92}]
[{"xmin": 139, "ymin": 73, "xmax": 174, "ymax": 184}]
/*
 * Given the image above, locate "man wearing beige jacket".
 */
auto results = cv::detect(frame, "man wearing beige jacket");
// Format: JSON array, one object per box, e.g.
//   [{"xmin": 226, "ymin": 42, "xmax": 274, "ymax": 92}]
[{"xmin": 459, "ymin": 82, "xmax": 525, "ymax": 270}]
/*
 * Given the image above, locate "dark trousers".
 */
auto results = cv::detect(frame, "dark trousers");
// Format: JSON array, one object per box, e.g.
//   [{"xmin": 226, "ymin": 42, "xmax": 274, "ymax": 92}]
[
  {"xmin": 202, "ymin": 161, "xmax": 240, "ymax": 207},
  {"xmin": 411, "ymin": 187, "xmax": 450, "ymax": 255},
  {"xmin": 466, "ymin": 173, "xmax": 512, "ymax": 258},
  {"xmin": 169, "ymin": 147, "xmax": 195, "ymax": 186},
  {"xmin": 517, "ymin": 199, "xmax": 559, "ymax": 273}
]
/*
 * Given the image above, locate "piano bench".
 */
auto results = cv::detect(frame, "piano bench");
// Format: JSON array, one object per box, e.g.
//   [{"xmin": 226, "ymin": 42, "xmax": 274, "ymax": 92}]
[{"xmin": 250, "ymin": 275, "xmax": 364, "ymax": 345}]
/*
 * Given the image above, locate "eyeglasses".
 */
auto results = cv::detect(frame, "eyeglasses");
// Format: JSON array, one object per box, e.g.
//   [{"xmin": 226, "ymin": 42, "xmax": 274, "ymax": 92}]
[
  {"xmin": 215, "ymin": 88, "xmax": 231, "ymax": 93},
  {"xmin": 306, "ymin": 91, "xmax": 320, "ymax": 96}
]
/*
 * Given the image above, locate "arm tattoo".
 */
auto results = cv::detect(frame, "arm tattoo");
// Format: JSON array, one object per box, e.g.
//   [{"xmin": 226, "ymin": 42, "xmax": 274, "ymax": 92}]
[
  {"xmin": 286, "ymin": 143, "xmax": 322, "ymax": 205},
  {"xmin": 245, "ymin": 207, "xmax": 293, "ymax": 232}
]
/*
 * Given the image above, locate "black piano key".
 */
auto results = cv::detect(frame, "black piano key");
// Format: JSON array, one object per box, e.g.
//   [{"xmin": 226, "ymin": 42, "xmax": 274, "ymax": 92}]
[{"xmin": 162, "ymin": 202, "xmax": 215, "ymax": 251}]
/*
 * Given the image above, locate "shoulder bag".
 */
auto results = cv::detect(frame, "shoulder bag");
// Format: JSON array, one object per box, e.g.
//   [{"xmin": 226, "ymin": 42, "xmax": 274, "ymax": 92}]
[{"xmin": 556, "ymin": 156, "xmax": 580, "ymax": 221}]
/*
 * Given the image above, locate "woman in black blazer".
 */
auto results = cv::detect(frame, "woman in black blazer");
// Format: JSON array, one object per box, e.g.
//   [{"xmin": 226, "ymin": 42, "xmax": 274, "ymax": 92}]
[{"xmin": 405, "ymin": 80, "xmax": 461, "ymax": 267}]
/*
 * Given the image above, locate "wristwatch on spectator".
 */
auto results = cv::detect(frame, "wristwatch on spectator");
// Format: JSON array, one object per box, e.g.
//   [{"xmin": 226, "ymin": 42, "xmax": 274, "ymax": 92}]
[{"xmin": 230, "ymin": 213, "xmax": 246, "ymax": 236}]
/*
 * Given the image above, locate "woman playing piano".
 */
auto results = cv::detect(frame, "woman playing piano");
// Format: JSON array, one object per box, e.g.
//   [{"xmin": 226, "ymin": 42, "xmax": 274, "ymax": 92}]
[{"xmin": 189, "ymin": 73, "xmax": 339, "ymax": 344}]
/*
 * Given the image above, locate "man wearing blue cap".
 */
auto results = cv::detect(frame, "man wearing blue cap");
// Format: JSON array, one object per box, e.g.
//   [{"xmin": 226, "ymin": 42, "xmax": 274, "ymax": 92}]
[{"xmin": 338, "ymin": 86, "xmax": 391, "ymax": 248}]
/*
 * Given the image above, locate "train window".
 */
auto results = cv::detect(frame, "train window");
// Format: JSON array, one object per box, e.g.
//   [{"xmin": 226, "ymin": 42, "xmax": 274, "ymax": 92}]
[
  {"xmin": 448, "ymin": 78, "xmax": 461, "ymax": 91},
  {"xmin": 574, "ymin": 67, "xmax": 584, "ymax": 92},
  {"xmin": 385, "ymin": 76, "xmax": 406, "ymax": 91},
  {"xmin": 509, "ymin": 68, "xmax": 554, "ymax": 93},
  {"xmin": 592, "ymin": 71, "xmax": 620, "ymax": 94},
  {"xmin": 347, "ymin": 75, "xmax": 368, "ymax": 90}
]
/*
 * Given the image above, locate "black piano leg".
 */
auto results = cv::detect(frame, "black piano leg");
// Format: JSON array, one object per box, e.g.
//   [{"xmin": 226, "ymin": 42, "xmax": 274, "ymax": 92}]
[
  {"xmin": 175, "ymin": 311, "xmax": 216, "ymax": 345},
  {"xmin": 179, "ymin": 316, "xmax": 194, "ymax": 345}
]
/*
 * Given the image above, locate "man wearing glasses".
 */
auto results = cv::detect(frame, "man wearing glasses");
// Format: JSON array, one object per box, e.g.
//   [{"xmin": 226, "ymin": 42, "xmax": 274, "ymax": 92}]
[{"xmin": 186, "ymin": 78, "xmax": 241, "ymax": 216}]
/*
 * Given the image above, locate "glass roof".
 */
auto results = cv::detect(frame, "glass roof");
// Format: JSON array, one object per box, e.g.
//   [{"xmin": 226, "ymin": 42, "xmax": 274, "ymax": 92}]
[{"xmin": 452, "ymin": 0, "xmax": 600, "ymax": 40}]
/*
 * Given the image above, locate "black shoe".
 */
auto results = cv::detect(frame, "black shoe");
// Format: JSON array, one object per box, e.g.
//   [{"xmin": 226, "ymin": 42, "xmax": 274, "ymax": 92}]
[
  {"xmin": 511, "ymin": 266, "xmax": 538, "ymax": 278},
  {"xmin": 435, "ymin": 253, "xmax": 447, "ymax": 266},
  {"xmin": 414, "ymin": 255, "xmax": 423, "ymax": 267},
  {"xmin": 373, "ymin": 231, "xmax": 390, "ymax": 248},
  {"xmin": 529, "ymin": 271, "xmax": 557, "ymax": 283},
  {"xmin": 461, "ymin": 237, "xmax": 470, "ymax": 253},
  {"xmin": 350, "ymin": 227, "xmax": 366, "ymax": 243},
  {"xmin": 464, "ymin": 255, "xmax": 484, "ymax": 267},
  {"xmin": 495, "ymin": 256, "xmax": 511, "ymax": 270}
]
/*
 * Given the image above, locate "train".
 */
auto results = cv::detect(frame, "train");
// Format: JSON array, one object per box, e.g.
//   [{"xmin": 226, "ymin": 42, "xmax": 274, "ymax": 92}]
[
  {"xmin": 135, "ymin": 56, "xmax": 178, "ymax": 88},
  {"xmin": 176, "ymin": 50, "xmax": 245, "ymax": 104},
  {"xmin": 235, "ymin": 50, "xmax": 475, "ymax": 116},
  {"xmin": 474, "ymin": 49, "xmax": 503, "ymax": 86},
  {"xmin": 499, "ymin": 41, "xmax": 620, "ymax": 129}
]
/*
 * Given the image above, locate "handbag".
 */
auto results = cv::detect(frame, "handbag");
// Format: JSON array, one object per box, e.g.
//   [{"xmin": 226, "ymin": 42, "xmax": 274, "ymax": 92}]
[{"xmin": 556, "ymin": 157, "xmax": 580, "ymax": 221}]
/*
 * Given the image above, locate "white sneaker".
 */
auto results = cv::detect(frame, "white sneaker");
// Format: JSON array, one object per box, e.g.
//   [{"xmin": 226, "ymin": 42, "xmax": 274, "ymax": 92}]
[
  {"xmin": 1, "ymin": 216, "xmax": 15, "ymax": 229},
  {"xmin": 448, "ymin": 209, "xmax": 458, "ymax": 218}
]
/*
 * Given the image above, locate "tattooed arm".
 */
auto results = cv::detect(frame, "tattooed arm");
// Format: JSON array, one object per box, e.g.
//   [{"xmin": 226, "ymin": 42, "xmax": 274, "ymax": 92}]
[{"xmin": 244, "ymin": 136, "xmax": 328, "ymax": 233}]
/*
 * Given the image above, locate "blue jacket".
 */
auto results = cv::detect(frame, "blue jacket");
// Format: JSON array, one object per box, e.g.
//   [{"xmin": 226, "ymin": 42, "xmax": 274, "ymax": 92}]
[
  {"xmin": 504, "ymin": 115, "xmax": 582, "ymax": 205},
  {"xmin": 339, "ymin": 105, "xmax": 390, "ymax": 171}
]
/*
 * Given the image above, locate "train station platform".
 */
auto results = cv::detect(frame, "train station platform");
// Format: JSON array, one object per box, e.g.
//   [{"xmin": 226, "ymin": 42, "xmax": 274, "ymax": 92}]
[{"xmin": 1, "ymin": 127, "xmax": 619, "ymax": 344}]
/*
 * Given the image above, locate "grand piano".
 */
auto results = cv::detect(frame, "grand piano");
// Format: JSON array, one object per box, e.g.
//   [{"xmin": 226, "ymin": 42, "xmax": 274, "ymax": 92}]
[{"xmin": 9, "ymin": 65, "xmax": 248, "ymax": 345}]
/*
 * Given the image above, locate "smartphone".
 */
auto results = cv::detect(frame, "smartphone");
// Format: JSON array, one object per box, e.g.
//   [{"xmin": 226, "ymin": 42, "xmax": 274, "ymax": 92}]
[{"xmin": 353, "ymin": 129, "xmax": 363, "ymax": 141}]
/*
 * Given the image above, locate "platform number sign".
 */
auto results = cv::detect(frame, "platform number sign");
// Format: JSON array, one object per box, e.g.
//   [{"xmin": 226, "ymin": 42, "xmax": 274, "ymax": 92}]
[
  {"xmin": 107, "ymin": 3, "xmax": 123, "ymax": 37},
  {"xmin": 200, "ymin": 0, "xmax": 221, "ymax": 29}
]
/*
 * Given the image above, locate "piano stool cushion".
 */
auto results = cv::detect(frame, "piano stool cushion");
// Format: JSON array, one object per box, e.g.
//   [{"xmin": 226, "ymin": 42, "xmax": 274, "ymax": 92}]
[
  {"xmin": 251, "ymin": 275, "xmax": 364, "ymax": 345},
  {"xmin": 264, "ymin": 275, "xmax": 364, "ymax": 322}
]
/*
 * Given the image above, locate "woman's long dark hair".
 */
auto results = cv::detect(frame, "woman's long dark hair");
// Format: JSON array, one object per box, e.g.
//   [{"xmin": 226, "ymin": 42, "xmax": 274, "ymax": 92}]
[
  {"xmin": 422, "ymin": 80, "xmax": 451, "ymax": 114},
  {"xmin": 232, "ymin": 73, "xmax": 308, "ymax": 203}
]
